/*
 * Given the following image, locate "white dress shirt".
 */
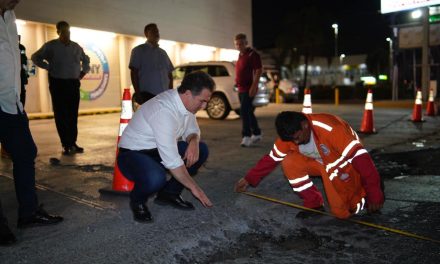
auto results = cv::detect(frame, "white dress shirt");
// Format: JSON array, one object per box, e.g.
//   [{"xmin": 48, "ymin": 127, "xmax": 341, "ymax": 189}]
[
  {"xmin": 0, "ymin": 10, "xmax": 22, "ymax": 114},
  {"xmin": 119, "ymin": 89, "xmax": 200, "ymax": 170}
]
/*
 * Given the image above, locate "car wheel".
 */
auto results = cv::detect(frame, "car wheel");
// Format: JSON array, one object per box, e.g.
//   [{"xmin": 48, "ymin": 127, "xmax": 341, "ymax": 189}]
[{"xmin": 206, "ymin": 94, "xmax": 231, "ymax": 120}]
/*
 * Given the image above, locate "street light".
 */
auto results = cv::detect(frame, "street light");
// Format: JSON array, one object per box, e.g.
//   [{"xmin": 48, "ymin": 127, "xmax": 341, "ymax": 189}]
[
  {"xmin": 339, "ymin": 53, "xmax": 345, "ymax": 65},
  {"xmin": 332, "ymin": 23, "xmax": 338, "ymax": 59},
  {"xmin": 386, "ymin": 37, "xmax": 397, "ymax": 101}
]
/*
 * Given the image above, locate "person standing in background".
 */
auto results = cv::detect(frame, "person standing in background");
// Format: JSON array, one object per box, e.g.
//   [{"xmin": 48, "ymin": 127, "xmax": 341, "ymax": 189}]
[
  {"xmin": 32, "ymin": 21, "xmax": 90, "ymax": 155},
  {"xmin": 234, "ymin": 33, "xmax": 263, "ymax": 147},
  {"xmin": 129, "ymin": 23, "xmax": 174, "ymax": 105}
]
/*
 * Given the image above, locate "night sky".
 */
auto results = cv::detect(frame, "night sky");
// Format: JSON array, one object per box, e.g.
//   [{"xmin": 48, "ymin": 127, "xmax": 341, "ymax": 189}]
[{"xmin": 252, "ymin": 0, "xmax": 391, "ymax": 55}]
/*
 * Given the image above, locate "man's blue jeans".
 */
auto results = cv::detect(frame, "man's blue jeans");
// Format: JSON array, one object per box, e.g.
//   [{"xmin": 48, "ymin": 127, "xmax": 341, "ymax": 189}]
[
  {"xmin": 0, "ymin": 108, "xmax": 38, "ymax": 218},
  {"xmin": 239, "ymin": 92, "xmax": 261, "ymax": 137},
  {"xmin": 117, "ymin": 141, "xmax": 209, "ymax": 204}
]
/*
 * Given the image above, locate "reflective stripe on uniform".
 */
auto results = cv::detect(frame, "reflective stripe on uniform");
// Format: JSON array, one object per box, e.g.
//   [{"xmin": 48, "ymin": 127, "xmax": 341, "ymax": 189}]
[
  {"xmin": 289, "ymin": 175, "xmax": 310, "ymax": 184},
  {"xmin": 273, "ymin": 144, "xmax": 287, "ymax": 157},
  {"xmin": 292, "ymin": 181, "xmax": 313, "ymax": 192},
  {"xmin": 312, "ymin": 120, "xmax": 333, "ymax": 131},
  {"xmin": 269, "ymin": 150, "xmax": 284, "ymax": 161}
]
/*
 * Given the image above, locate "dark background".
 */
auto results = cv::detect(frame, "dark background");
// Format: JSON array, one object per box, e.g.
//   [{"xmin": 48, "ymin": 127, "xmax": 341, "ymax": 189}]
[{"xmin": 252, "ymin": 0, "xmax": 391, "ymax": 55}]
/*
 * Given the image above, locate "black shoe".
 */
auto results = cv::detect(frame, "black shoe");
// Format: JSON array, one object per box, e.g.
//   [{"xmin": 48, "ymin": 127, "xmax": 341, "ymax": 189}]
[
  {"xmin": 130, "ymin": 202, "xmax": 153, "ymax": 223},
  {"xmin": 71, "ymin": 144, "xmax": 84, "ymax": 153},
  {"xmin": 62, "ymin": 146, "xmax": 74, "ymax": 156},
  {"xmin": 295, "ymin": 206, "xmax": 325, "ymax": 219},
  {"xmin": 17, "ymin": 205, "xmax": 63, "ymax": 229},
  {"xmin": 0, "ymin": 221, "xmax": 16, "ymax": 246},
  {"xmin": 154, "ymin": 193, "xmax": 195, "ymax": 210}
]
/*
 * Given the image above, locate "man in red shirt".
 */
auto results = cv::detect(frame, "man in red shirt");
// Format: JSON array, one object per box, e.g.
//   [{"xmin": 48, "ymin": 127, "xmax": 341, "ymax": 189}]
[
  {"xmin": 234, "ymin": 33, "xmax": 263, "ymax": 147},
  {"xmin": 235, "ymin": 111, "xmax": 384, "ymax": 219}
]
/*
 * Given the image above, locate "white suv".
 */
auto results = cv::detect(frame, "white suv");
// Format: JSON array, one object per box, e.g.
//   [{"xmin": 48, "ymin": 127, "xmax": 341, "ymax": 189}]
[{"xmin": 173, "ymin": 61, "xmax": 270, "ymax": 120}]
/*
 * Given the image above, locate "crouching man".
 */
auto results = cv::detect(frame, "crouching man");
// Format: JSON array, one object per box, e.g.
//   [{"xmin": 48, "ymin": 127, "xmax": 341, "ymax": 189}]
[
  {"xmin": 118, "ymin": 71, "xmax": 214, "ymax": 222},
  {"xmin": 235, "ymin": 111, "xmax": 384, "ymax": 219}
]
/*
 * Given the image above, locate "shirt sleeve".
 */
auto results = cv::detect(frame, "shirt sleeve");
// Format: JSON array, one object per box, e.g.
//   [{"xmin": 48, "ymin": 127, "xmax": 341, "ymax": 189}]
[
  {"xmin": 147, "ymin": 108, "xmax": 184, "ymax": 169},
  {"xmin": 352, "ymin": 153, "xmax": 384, "ymax": 205},
  {"xmin": 245, "ymin": 138, "xmax": 290, "ymax": 186},
  {"xmin": 251, "ymin": 51, "xmax": 262, "ymax": 71},
  {"xmin": 182, "ymin": 114, "xmax": 200, "ymax": 141},
  {"xmin": 31, "ymin": 43, "xmax": 50, "ymax": 70},
  {"xmin": 80, "ymin": 47, "xmax": 90, "ymax": 73},
  {"xmin": 128, "ymin": 47, "xmax": 140, "ymax": 70}
]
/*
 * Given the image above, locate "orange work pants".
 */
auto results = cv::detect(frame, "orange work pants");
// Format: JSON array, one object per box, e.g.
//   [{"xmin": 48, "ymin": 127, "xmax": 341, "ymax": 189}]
[{"xmin": 282, "ymin": 152, "xmax": 366, "ymax": 219}]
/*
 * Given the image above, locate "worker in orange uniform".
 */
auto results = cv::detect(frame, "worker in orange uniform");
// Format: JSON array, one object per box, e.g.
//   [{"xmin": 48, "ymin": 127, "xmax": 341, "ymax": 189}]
[{"xmin": 234, "ymin": 111, "xmax": 384, "ymax": 219}]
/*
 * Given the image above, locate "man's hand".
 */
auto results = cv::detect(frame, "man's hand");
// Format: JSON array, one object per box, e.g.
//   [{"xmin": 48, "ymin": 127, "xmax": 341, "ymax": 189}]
[
  {"xmin": 190, "ymin": 186, "xmax": 213, "ymax": 208},
  {"xmin": 79, "ymin": 71, "xmax": 86, "ymax": 80},
  {"xmin": 184, "ymin": 136, "xmax": 199, "ymax": 168},
  {"xmin": 234, "ymin": 177, "xmax": 249, "ymax": 192},
  {"xmin": 249, "ymin": 84, "xmax": 258, "ymax": 97}
]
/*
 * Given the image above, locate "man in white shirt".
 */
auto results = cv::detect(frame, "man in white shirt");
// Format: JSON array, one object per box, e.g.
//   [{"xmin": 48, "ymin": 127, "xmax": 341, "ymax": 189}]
[
  {"xmin": 0, "ymin": 0, "xmax": 63, "ymax": 246},
  {"xmin": 118, "ymin": 71, "xmax": 214, "ymax": 222}
]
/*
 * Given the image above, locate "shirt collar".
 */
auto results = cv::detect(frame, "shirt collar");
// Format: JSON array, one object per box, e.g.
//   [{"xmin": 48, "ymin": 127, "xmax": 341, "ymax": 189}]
[{"xmin": 172, "ymin": 89, "xmax": 190, "ymax": 116}]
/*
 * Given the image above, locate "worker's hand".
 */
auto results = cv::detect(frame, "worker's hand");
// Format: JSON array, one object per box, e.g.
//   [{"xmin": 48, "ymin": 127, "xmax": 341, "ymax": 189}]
[
  {"xmin": 234, "ymin": 177, "xmax": 249, "ymax": 192},
  {"xmin": 191, "ymin": 186, "xmax": 213, "ymax": 208},
  {"xmin": 367, "ymin": 202, "xmax": 383, "ymax": 213}
]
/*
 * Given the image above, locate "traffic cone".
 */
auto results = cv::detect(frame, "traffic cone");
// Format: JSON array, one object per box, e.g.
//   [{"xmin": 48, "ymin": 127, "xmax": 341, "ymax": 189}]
[
  {"xmin": 302, "ymin": 88, "xmax": 312, "ymax": 114},
  {"xmin": 99, "ymin": 88, "xmax": 134, "ymax": 195},
  {"xmin": 425, "ymin": 88, "xmax": 437, "ymax": 116},
  {"xmin": 411, "ymin": 89, "xmax": 424, "ymax": 122},
  {"xmin": 359, "ymin": 89, "xmax": 376, "ymax": 134}
]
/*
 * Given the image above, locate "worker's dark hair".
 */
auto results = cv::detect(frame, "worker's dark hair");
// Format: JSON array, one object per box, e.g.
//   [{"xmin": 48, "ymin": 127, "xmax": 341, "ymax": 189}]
[
  {"xmin": 56, "ymin": 21, "xmax": 70, "ymax": 32},
  {"xmin": 144, "ymin": 23, "xmax": 157, "ymax": 34},
  {"xmin": 275, "ymin": 111, "xmax": 307, "ymax": 141},
  {"xmin": 178, "ymin": 71, "xmax": 215, "ymax": 96}
]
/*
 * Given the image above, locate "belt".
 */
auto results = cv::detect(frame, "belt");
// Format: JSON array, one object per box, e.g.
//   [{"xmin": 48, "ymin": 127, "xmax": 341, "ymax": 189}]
[{"xmin": 119, "ymin": 147, "xmax": 159, "ymax": 156}]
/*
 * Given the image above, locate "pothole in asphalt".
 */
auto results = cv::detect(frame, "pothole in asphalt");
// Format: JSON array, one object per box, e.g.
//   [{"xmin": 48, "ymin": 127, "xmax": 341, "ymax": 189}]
[
  {"xmin": 49, "ymin": 158, "xmax": 113, "ymax": 172},
  {"xmin": 372, "ymin": 148, "xmax": 440, "ymax": 179},
  {"xmin": 181, "ymin": 228, "xmax": 349, "ymax": 264}
]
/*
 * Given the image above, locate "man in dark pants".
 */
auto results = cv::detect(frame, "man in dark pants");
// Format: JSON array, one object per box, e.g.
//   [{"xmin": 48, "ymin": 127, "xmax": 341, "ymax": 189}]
[
  {"xmin": 117, "ymin": 71, "xmax": 214, "ymax": 223},
  {"xmin": 32, "ymin": 21, "xmax": 90, "ymax": 155},
  {"xmin": 0, "ymin": 0, "xmax": 63, "ymax": 246},
  {"xmin": 234, "ymin": 33, "xmax": 263, "ymax": 147}
]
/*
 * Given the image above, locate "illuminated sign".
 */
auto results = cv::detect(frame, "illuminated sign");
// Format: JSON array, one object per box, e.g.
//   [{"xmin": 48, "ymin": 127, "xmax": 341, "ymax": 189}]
[
  {"xmin": 381, "ymin": 0, "xmax": 440, "ymax": 14},
  {"xmin": 80, "ymin": 42, "xmax": 110, "ymax": 101}
]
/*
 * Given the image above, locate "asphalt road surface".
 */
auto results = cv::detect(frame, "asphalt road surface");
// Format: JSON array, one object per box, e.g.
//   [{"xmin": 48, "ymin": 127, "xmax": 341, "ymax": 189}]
[{"xmin": 0, "ymin": 103, "xmax": 439, "ymax": 263}]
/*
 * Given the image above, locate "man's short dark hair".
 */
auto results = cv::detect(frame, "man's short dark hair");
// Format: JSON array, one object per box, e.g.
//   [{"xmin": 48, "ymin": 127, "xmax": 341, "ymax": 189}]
[
  {"xmin": 235, "ymin": 33, "xmax": 247, "ymax": 41},
  {"xmin": 144, "ymin": 23, "xmax": 157, "ymax": 34},
  {"xmin": 275, "ymin": 111, "xmax": 307, "ymax": 141},
  {"xmin": 178, "ymin": 71, "xmax": 215, "ymax": 96},
  {"xmin": 56, "ymin": 21, "xmax": 70, "ymax": 32}
]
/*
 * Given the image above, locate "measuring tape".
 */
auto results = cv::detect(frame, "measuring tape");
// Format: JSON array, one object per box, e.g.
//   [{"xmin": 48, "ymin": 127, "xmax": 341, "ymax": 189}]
[{"xmin": 242, "ymin": 191, "xmax": 440, "ymax": 244}]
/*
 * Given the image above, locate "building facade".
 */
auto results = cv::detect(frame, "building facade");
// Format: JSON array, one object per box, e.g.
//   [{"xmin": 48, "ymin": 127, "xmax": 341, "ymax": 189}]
[{"xmin": 15, "ymin": 0, "xmax": 251, "ymax": 114}]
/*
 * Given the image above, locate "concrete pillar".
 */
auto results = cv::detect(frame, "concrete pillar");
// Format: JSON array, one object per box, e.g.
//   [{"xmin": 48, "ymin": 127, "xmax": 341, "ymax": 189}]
[{"xmin": 35, "ymin": 24, "xmax": 51, "ymax": 113}]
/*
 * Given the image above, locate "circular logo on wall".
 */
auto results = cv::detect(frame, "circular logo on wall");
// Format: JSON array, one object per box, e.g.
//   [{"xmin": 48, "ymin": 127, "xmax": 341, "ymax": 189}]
[{"xmin": 80, "ymin": 42, "xmax": 110, "ymax": 101}]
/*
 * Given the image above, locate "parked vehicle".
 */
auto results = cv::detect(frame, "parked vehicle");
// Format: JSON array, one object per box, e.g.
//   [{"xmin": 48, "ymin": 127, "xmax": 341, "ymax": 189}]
[
  {"xmin": 263, "ymin": 68, "xmax": 299, "ymax": 103},
  {"xmin": 173, "ymin": 61, "xmax": 270, "ymax": 120}
]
